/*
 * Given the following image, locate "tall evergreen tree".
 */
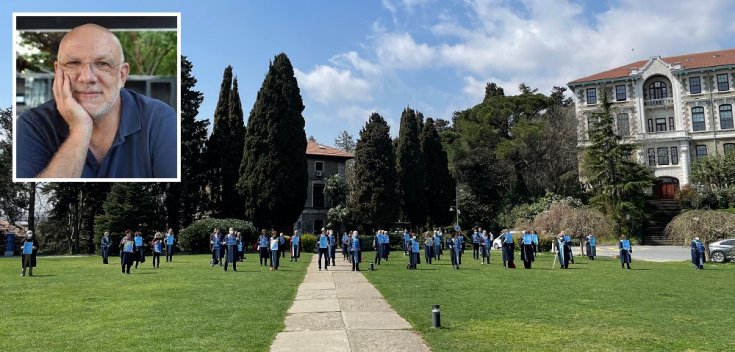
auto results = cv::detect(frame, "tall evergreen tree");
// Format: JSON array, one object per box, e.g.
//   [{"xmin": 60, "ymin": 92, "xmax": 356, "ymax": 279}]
[
  {"xmin": 581, "ymin": 87, "xmax": 653, "ymax": 234},
  {"xmin": 0, "ymin": 107, "xmax": 28, "ymax": 225},
  {"xmin": 350, "ymin": 113, "xmax": 399, "ymax": 227},
  {"xmin": 395, "ymin": 107, "xmax": 427, "ymax": 227},
  {"xmin": 205, "ymin": 66, "xmax": 245, "ymax": 219},
  {"xmin": 176, "ymin": 55, "xmax": 209, "ymax": 229},
  {"xmin": 421, "ymin": 118, "xmax": 455, "ymax": 226},
  {"xmin": 94, "ymin": 184, "xmax": 165, "ymax": 239},
  {"xmin": 238, "ymin": 53, "xmax": 307, "ymax": 230}
]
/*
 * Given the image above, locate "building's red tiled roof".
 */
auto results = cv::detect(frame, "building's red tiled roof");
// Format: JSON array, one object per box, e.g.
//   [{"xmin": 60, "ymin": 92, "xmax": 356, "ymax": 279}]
[
  {"xmin": 569, "ymin": 48, "xmax": 735, "ymax": 84},
  {"xmin": 306, "ymin": 140, "xmax": 354, "ymax": 159}
]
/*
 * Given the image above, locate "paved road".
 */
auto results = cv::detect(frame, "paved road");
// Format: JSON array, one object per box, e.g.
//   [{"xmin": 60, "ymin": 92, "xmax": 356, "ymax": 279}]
[{"xmin": 593, "ymin": 245, "xmax": 690, "ymax": 262}]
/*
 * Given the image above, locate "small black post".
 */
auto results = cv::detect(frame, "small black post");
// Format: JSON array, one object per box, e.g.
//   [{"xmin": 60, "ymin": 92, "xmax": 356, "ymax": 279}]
[
  {"xmin": 432, "ymin": 304, "xmax": 441, "ymax": 328},
  {"xmin": 370, "ymin": 262, "xmax": 375, "ymax": 271}
]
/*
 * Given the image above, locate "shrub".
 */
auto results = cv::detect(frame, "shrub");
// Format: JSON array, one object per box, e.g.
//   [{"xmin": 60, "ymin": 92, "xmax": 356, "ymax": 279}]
[
  {"xmin": 179, "ymin": 218, "xmax": 256, "ymax": 253},
  {"xmin": 300, "ymin": 233, "xmax": 316, "ymax": 252}
]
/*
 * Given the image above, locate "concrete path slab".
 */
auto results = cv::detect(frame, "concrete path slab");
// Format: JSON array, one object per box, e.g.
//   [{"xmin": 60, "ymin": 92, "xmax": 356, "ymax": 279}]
[
  {"xmin": 271, "ymin": 253, "xmax": 432, "ymax": 352},
  {"xmin": 285, "ymin": 312, "xmax": 345, "ymax": 331},
  {"xmin": 271, "ymin": 330, "xmax": 350, "ymax": 352},
  {"xmin": 347, "ymin": 330, "xmax": 431, "ymax": 352}
]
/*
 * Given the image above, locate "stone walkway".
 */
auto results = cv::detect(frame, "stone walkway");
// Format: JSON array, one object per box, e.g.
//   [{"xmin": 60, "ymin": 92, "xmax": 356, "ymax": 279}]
[{"xmin": 270, "ymin": 254, "xmax": 431, "ymax": 352}]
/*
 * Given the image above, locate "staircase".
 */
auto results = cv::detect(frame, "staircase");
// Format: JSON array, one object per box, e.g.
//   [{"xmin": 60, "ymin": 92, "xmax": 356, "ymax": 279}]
[{"xmin": 641, "ymin": 200, "xmax": 681, "ymax": 245}]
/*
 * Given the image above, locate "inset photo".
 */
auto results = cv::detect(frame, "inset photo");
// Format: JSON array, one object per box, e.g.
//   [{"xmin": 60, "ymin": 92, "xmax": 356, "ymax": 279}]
[{"xmin": 13, "ymin": 13, "xmax": 180, "ymax": 181}]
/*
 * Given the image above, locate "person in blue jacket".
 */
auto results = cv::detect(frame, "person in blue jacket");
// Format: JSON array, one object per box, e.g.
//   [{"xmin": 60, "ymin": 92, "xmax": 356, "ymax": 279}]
[
  {"xmin": 520, "ymin": 230, "xmax": 535, "ymax": 269},
  {"xmin": 151, "ymin": 232, "xmax": 163, "ymax": 269},
  {"xmin": 328, "ymin": 230, "xmax": 337, "ymax": 266},
  {"xmin": 556, "ymin": 233, "xmax": 569, "ymax": 269},
  {"xmin": 402, "ymin": 229, "xmax": 411, "ymax": 256},
  {"xmin": 501, "ymin": 230, "xmax": 515, "ymax": 269},
  {"xmin": 350, "ymin": 231, "xmax": 362, "ymax": 271},
  {"xmin": 585, "ymin": 233, "xmax": 597, "ymax": 260},
  {"xmin": 424, "ymin": 234, "xmax": 434, "ymax": 265},
  {"xmin": 472, "ymin": 228, "xmax": 480, "ymax": 260},
  {"xmin": 164, "ymin": 228, "xmax": 175, "ymax": 262},
  {"xmin": 279, "ymin": 232, "xmax": 287, "ymax": 259},
  {"xmin": 408, "ymin": 235, "xmax": 421, "ymax": 269},
  {"xmin": 257, "ymin": 229, "xmax": 270, "ymax": 267},
  {"xmin": 290, "ymin": 230, "xmax": 301, "ymax": 262},
  {"xmin": 101, "ymin": 231, "xmax": 111, "ymax": 264},
  {"xmin": 481, "ymin": 230, "xmax": 493, "ymax": 264},
  {"xmin": 210, "ymin": 229, "xmax": 222, "ymax": 267},
  {"xmin": 618, "ymin": 235, "xmax": 632, "ymax": 269},
  {"xmin": 224, "ymin": 228, "xmax": 238, "ymax": 272},
  {"xmin": 341, "ymin": 232, "xmax": 350, "ymax": 260},
  {"xmin": 531, "ymin": 230, "xmax": 539, "ymax": 255},
  {"xmin": 317, "ymin": 228, "xmax": 330, "ymax": 271},
  {"xmin": 373, "ymin": 230, "xmax": 383, "ymax": 266},
  {"xmin": 690, "ymin": 237, "xmax": 705, "ymax": 270},
  {"xmin": 433, "ymin": 230, "xmax": 442, "ymax": 260}
]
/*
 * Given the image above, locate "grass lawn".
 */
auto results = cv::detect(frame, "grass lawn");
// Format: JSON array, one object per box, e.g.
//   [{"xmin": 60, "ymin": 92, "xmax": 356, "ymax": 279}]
[
  {"xmin": 365, "ymin": 251, "xmax": 735, "ymax": 351},
  {"xmin": 0, "ymin": 253, "xmax": 311, "ymax": 352}
]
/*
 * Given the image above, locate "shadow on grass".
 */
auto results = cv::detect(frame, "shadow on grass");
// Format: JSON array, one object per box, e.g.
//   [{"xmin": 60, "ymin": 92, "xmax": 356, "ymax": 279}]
[{"xmin": 27, "ymin": 274, "xmax": 57, "ymax": 277}]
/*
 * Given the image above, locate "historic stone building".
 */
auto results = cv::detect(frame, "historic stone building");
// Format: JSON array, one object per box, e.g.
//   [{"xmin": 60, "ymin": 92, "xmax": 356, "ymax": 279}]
[
  {"xmin": 294, "ymin": 141, "xmax": 353, "ymax": 234},
  {"xmin": 568, "ymin": 48, "xmax": 735, "ymax": 200}
]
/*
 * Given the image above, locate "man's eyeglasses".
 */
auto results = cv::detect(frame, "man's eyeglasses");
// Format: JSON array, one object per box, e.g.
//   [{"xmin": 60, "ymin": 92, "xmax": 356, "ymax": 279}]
[{"xmin": 59, "ymin": 60, "xmax": 122, "ymax": 75}]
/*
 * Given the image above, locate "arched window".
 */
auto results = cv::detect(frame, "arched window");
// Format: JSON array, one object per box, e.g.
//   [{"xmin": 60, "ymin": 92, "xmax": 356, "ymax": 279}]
[
  {"xmin": 649, "ymin": 81, "xmax": 668, "ymax": 100},
  {"xmin": 720, "ymin": 104, "xmax": 733, "ymax": 129},
  {"xmin": 692, "ymin": 107, "xmax": 705, "ymax": 131},
  {"xmin": 617, "ymin": 113, "xmax": 630, "ymax": 136}
]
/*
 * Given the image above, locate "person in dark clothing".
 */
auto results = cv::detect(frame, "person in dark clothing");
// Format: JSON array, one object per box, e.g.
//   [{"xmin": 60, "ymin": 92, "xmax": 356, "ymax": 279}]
[
  {"xmin": 21, "ymin": 230, "xmax": 40, "ymax": 277},
  {"xmin": 101, "ymin": 231, "xmax": 111, "ymax": 264},
  {"xmin": 120, "ymin": 230, "xmax": 135, "ymax": 274}
]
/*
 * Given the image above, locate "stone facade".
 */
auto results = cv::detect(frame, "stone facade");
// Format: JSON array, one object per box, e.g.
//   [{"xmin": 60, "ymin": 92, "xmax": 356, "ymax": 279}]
[{"xmin": 569, "ymin": 50, "xmax": 735, "ymax": 197}]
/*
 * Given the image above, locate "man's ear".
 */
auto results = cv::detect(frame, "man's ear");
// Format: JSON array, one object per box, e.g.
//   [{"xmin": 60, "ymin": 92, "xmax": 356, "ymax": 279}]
[{"xmin": 118, "ymin": 62, "xmax": 130, "ymax": 88}]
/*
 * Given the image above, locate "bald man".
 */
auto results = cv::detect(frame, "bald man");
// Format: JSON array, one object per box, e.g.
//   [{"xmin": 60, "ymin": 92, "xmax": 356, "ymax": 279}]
[{"xmin": 16, "ymin": 23, "xmax": 176, "ymax": 178}]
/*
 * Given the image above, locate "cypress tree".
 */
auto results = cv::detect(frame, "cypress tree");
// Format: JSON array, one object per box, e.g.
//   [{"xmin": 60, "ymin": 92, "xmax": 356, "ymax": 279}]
[
  {"xmin": 238, "ymin": 53, "xmax": 307, "ymax": 230},
  {"xmin": 350, "ymin": 113, "xmax": 399, "ymax": 227},
  {"xmin": 221, "ymin": 77, "xmax": 245, "ymax": 218},
  {"xmin": 421, "ymin": 118, "xmax": 455, "ymax": 226},
  {"xmin": 395, "ymin": 107, "xmax": 427, "ymax": 227},
  {"xmin": 204, "ymin": 66, "xmax": 233, "ymax": 217}
]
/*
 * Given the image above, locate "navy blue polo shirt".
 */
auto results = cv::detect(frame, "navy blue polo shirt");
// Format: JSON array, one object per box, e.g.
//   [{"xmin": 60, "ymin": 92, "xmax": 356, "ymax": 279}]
[{"xmin": 16, "ymin": 88, "xmax": 176, "ymax": 178}]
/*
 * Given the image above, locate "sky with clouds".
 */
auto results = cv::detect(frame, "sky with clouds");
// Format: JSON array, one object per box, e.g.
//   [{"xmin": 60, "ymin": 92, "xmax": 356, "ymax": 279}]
[{"xmin": 4, "ymin": 0, "xmax": 735, "ymax": 145}]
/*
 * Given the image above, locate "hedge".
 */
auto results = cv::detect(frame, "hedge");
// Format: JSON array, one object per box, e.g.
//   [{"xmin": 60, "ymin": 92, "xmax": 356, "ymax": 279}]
[{"xmin": 179, "ymin": 218, "xmax": 256, "ymax": 253}]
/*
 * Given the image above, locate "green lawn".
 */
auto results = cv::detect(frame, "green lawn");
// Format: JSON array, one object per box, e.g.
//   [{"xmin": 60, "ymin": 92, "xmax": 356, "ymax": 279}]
[
  {"xmin": 365, "ymin": 251, "xmax": 735, "ymax": 351},
  {"xmin": 0, "ymin": 253, "xmax": 311, "ymax": 352}
]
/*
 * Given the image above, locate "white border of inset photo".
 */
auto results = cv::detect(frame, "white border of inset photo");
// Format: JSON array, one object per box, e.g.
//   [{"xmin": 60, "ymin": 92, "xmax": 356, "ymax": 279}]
[{"xmin": 12, "ymin": 12, "xmax": 181, "ymax": 182}]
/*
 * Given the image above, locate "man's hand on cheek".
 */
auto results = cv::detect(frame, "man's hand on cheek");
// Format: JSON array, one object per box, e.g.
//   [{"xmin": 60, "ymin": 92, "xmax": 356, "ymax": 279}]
[{"xmin": 53, "ymin": 64, "xmax": 93, "ymax": 136}]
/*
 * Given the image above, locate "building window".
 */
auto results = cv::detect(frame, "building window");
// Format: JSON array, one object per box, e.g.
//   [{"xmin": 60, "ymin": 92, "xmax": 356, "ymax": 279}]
[
  {"xmin": 647, "ymin": 148, "xmax": 656, "ymax": 166},
  {"xmin": 668, "ymin": 117, "xmax": 675, "ymax": 131},
  {"xmin": 312, "ymin": 183, "xmax": 325, "ymax": 208},
  {"xmin": 671, "ymin": 147, "xmax": 679, "ymax": 165},
  {"xmin": 617, "ymin": 113, "xmax": 630, "ymax": 136},
  {"xmin": 724, "ymin": 143, "xmax": 735, "ymax": 154},
  {"xmin": 720, "ymin": 104, "xmax": 734, "ymax": 129},
  {"xmin": 655, "ymin": 118, "xmax": 667, "ymax": 132},
  {"xmin": 692, "ymin": 107, "xmax": 705, "ymax": 131},
  {"xmin": 646, "ymin": 119, "xmax": 654, "ymax": 133},
  {"xmin": 649, "ymin": 81, "xmax": 667, "ymax": 100},
  {"xmin": 657, "ymin": 147, "xmax": 669, "ymax": 165},
  {"xmin": 696, "ymin": 145, "xmax": 708, "ymax": 159},
  {"xmin": 615, "ymin": 85, "xmax": 626, "ymax": 101},
  {"xmin": 315, "ymin": 161, "xmax": 324, "ymax": 172},
  {"xmin": 586, "ymin": 88, "xmax": 597, "ymax": 105},
  {"xmin": 689, "ymin": 76, "xmax": 702, "ymax": 94},
  {"xmin": 717, "ymin": 73, "xmax": 729, "ymax": 91}
]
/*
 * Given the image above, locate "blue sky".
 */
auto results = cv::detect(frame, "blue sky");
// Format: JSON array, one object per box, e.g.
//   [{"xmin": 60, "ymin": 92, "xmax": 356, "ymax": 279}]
[{"xmin": 4, "ymin": 0, "xmax": 735, "ymax": 146}]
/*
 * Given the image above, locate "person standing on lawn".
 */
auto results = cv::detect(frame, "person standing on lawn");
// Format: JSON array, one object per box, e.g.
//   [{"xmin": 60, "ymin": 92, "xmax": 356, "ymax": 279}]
[
  {"xmin": 520, "ymin": 230, "xmax": 535, "ymax": 269},
  {"xmin": 350, "ymin": 231, "xmax": 362, "ymax": 271},
  {"xmin": 531, "ymin": 230, "xmax": 539, "ymax": 255},
  {"xmin": 328, "ymin": 230, "xmax": 337, "ymax": 266},
  {"xmin": 210, "ymin": 228, "xmax": 222, "ymax": 267},
  {"xmin": 619, "ymin": 235, "xmax": 632, "ymax": 269},
  {"xmin": 133, "ymin": 231, "xmax": 145, "ymax": 269},
  {"xmin": 373, "ymin": 230, "xmax": 383, "ymax": 266},
  {"xmin": 690, "ymin": 237, "xmax": 705, "ymax": 270},
  {"xmin": 21, "ymin": 230, "xmax": 40, "ymax": 277},
  {"xmin": 270, "ymin": 231, "xmax": 280, "ymax": 271},
  {"xmin": 402, "ymin": 229, "xmax": 411, "ymax": 256},
  {"xmin": 424, "ymin": 234, "xmax": 434, "ymax": 265},
  {"xmin": 258, "ymin": 229, "xmax": 270, "ymax": 267},
  {"xmin": 383, "ymin": 230, "xmax": 391, "ymax": 261},
  {"xmin": 472, "ymin": 228, "xmax": 480, "ymax": 260},
  {"xmin": 101, "ymin": 231, "xmax": 111, "ymax": 264},
  {"xmin": 556, "ymin": 233, "xmax": 569, "ymax": 269},
  {"xmin": 433, "ymin": 230, "xmax": 442, "ymax": 261},
  {"xmin": 290, "ymin": 230, "xmax": 301, "ymax": 262},
  {"xmin": 164, "ymin": 228, "xmax": 175, "ymax": 262},
  {"xmin": 224, "ymin": 228, "xmax": 238, "ymax": 272},
  {"xmin": 317, "ymin": 228, "xmax": 330, "ymax": 271},
  {"xmin": 151, "ymin": 232, "xmax": 163, "ymax": 269},
  {"xmin": 120, "ymin": 230, "xmax": 135, "ymax": 274},
  {"xmin": 563, "ymin": 231, "xmax": 574, "ymax": 264},
  {"xmin": 481, "ymin": 230, "xmax": 492, "ymax": 264},
  {"xmin": 408, "ymin": 234, "xmax": 421, "ymax": 269},
  {"xmin": 236, "ymin": 232, "xmax": 245, "ymax": 262},
  {"xmin": 585, "ymin": 233, "xmax": 597, "ymax": 260},
  {"xmin": 501, "ymin": 230, "xmax": 515, "ymax": 269}
]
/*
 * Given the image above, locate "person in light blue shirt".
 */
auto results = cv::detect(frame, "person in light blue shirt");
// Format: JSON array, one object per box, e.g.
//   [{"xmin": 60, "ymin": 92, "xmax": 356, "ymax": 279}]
[
  {"xmin": 290, "ymin": 230, "xmax": 301, "ymax": 262},
  {"xmin": 133, "ymin": 231, "xmax": 145, "ymax": 269},
  {"xmin": 481, "ymin": 230, "xmax": 493, "ymax": 264},
  {"xmin": 279, "ymin": 232, "xmax": 287, "ymax": 259},
  {"xmin": 151, "ymin": 232, "xmax": 163, "ymax": 269},
  {"xmin": 520, "ymin": 230, "xmax": 535, "ymax": 269},
  {"xmin": 502, "ymin": 230, "xmax": 515, "ymax": 269},
  {"xmin": 317, "ymin": 228, "xmax": 330, "ymax": 271},
  {"xmin": 258, "ymin": 230, "xmax": 270, "ymax": 267},
  {"xmin": 585, "ymin": 233, "xmax": 597, "ymax": 260},
  {"xmin": 328, "ymin": 230, "xmax": 337, "ymax": 266},
  {"xmin": 472, "ymin": 229, "xmax": 480, "ymax": 260},
  {"xmin": 164, "ymin": 228, "xmax": 175, "ymax": 262},
  {"xmin": 433, "ymin": 230, "xmax": 442, "ymax": 260},
  {"xmin": 402, "ymin": 230, "xmax": 411, "ymax": 256},
  {"xmin": 350, "ymin": 231, "xmax": 362, "ymax": 271},
  {"xmin": 269, "ymin": 231, "xmax": 280, "ymax": 271},
  {"xmin": 341, "ymin": 232, "xmax": 350, "ymax": 260},
  {"xmin": 15, "ymin": 24, "xmax": 176, "ymax": 179},
  {"xmin": 618, "ymin": 235, "xmax": 632, "ymax": 269},
  {"xmin": 424, "ymin": 235, "xmax": 434, "ymax": 265},
  {"xmin": 373, "ymin": 230, "xmax": 383, "ymax": 266},
  {"xmin": 381, "ymin": 230, "xmax": 391, "ymax": 261},
  {"xmin": 224, "ymin": 228, "xmax": 238, "ymax": 272},
  {"xmin": 408, "ymin": 235, "xmax": 421, "ymax": 269},
  {"xmin": 531, "ymin": 230, "xmax": 539, "ymax": 255},
  {"xmin": 210, "ymin": 229, "xmax": 222, "ymax": 267}
]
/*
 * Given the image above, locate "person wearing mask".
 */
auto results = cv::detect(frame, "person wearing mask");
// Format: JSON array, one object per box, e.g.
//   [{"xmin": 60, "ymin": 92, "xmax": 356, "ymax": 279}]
[
  {"xmin": 133, "ymin": 231, "xmax": 145, "ymax": 269},
  {"xmin": 224, "ymin": 228, "xmax": 238, "ymax": 272},
  {"xmin": 520, "ymin": 230, "xmax": 535, "ymax": 269},
  {"xmin": 556, "ymin": 233, "xmax": 570, "ymax": 269},
  {"xmin": 350, "ymin": 231, "xmax": 362, "ymax": 271},
  {"xmin": 481, "ymin": 230, "xmax": 493, "ymax": 265},
  {"xmin": 501, "ymin": 230, "xmax": 515, "ymax": 269},
  {"xmin": 328, "ymin": 230, "xmax": 337, "ymax": 266},
  {"xmin": 690, "ymin": 237, "xmax": 705, "ymax": 270},
  {"xmin": 402, "ymin": 229, "xmax": 410, "ymax": 256},
  {"xmin": 619, "ymin": 235, "xmax": 632, "ymax": 270},
  {"xmin": 279, "ymin": 232, "xmax": 287, "ymax": 259},
  {"xmin": 433, "ymin": 230, "xmax": 442, "ymax": 261},
  {"xmin": 210, "ymin": 228, "xmax": 222, "ymax": 267},
  {"xmin": 584, "ymin": 233, "xmax": 597, "ymax": 260},
  {"xmin": 341, "ymin": 232, "xmax": 350, "ymax": 260},
  {"xmin": 21, "ymin": 230, "xmax": 40, "ymax": 277},
  {"xmin": 151, "ymin": 232, "xmax": 163, "ymax": 269},
  {"xmin": 100, "ymin": 231, "xmax": 111, "ymax": 264}
]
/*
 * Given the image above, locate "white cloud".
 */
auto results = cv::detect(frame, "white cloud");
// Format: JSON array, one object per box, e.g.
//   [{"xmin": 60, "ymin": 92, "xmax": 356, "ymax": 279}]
[
  {"xmin": 375, "ymin": 32, "xmax": 436, "ymax": 69},
  {"xmin": 330, "ymin": 51, "xmax": 382, "ymax": 76},
  {"xmin": 294, "ymin": 65, "xmax": 372, "ymax": 105}
]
